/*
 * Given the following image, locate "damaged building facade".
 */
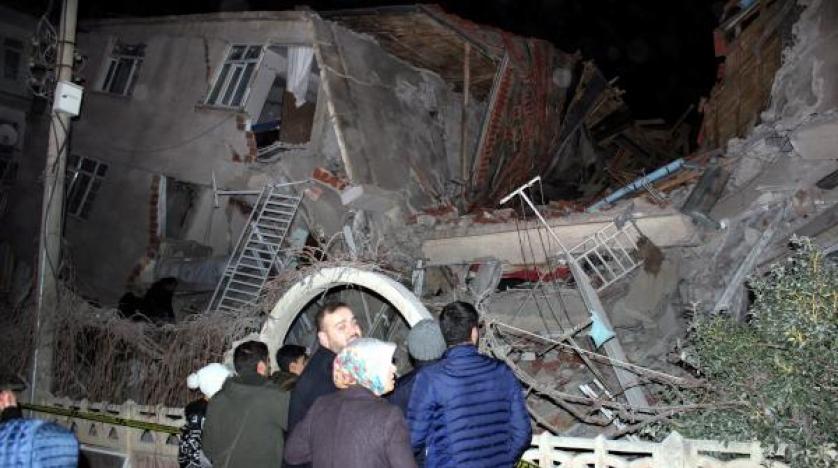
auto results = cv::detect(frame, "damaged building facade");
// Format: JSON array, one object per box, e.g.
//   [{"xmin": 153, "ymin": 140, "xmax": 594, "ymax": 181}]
[
  {"xmin": 5, "ymin": 5, "xmax": 647, "ymax": 307},
  {"xmin": 1, "ymin": 0, "xmax": 836, "ymax": 466}
]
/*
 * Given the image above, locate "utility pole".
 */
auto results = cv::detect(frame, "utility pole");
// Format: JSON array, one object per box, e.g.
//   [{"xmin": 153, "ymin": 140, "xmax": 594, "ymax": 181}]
[{"xmin": 31, "ymin": 0, "xmax": 78, "ymax": 403}]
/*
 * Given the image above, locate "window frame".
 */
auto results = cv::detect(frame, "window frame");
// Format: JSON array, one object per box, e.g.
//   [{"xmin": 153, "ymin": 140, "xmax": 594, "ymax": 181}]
[
  {"xmin": 65, "ymin": 155, "xmax": 108, "ymax": 220},
  {"xmin": 2, "ymin": 38, "xmax": 24, "ymax": 81},
  {"xmin": 99, "ymin": 41, "xmax": 145, "ymax": 96},
  {"xmin": 205, "ymin": 44, "xmax": 264, "ymax": 108}
]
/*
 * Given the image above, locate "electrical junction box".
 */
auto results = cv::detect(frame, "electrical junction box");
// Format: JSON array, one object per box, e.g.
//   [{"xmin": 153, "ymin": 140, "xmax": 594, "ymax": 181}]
[{"xmin": 52, "ymin": 81, "xmax": 84, "ymax": 117}]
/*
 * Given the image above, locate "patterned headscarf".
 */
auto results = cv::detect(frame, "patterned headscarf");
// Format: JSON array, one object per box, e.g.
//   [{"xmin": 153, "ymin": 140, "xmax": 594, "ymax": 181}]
[{"xmin": 333, "ymin": 338, "xmax": 397, "ymax": 396}]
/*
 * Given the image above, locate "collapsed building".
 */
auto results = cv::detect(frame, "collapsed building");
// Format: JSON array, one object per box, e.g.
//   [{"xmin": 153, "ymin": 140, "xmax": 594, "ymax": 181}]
[{"xmin": 0, "ymin": 0, "xmax": 836, "ymax": 465}]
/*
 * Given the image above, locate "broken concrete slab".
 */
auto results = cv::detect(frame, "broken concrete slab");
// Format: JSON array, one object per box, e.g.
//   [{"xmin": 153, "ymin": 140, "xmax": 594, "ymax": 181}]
[
  {"xmin": 421, "ymin": 205, "xmax": 697, "ymax": 267},
  {"xmin": 790, "ymin": 114, "xmax": 838, "ymax": 160},
  {"xmin": 340, "ymin": 183, "xmax": 400, "ymax": 212}
]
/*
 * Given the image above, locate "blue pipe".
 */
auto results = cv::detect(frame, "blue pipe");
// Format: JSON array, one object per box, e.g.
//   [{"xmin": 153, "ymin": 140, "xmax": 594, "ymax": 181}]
[{"xmin": 587, "ymin": 158, "xmax": 685, "ymax": 212}]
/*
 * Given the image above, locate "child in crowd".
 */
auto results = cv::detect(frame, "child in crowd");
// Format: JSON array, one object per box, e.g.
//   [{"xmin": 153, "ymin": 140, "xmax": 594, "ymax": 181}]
[{"xmin": 178, "ymin": 363, "xmax": 232, "ymax": 468}]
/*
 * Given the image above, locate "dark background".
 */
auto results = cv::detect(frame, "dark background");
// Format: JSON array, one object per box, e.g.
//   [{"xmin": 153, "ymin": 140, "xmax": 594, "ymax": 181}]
[{"xmin": 5, "ymin": 0, "xmax": 722, "ymax": 122}]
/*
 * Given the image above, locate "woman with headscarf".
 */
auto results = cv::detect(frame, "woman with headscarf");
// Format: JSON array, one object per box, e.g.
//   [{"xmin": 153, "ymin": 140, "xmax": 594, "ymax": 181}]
[{"xmin": 285, "ymin": 338, "xmax": 416, "ymax": 468}]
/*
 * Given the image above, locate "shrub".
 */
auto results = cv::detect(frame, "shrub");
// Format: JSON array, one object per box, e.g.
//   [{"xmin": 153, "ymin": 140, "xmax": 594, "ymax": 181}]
[{"xmin": 659, "ymin": 238, "xmax": 837, "ymax": 466}]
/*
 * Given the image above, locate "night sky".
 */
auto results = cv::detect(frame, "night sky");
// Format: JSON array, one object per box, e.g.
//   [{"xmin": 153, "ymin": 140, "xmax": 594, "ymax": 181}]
[{"xmin": 7, "ymin": 0, "xmax": 721, "ymax": 123}]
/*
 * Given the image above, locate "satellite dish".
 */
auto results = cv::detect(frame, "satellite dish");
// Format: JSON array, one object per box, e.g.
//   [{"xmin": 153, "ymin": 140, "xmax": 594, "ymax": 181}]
[{"xmin": 0, "ymin": 123, "xmax": 19, "ymax": 148}]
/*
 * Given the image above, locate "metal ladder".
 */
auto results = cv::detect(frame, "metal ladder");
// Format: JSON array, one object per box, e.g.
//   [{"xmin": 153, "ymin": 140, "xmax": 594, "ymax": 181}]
[
  {"xmin": 206, "ymin": 184, "xmax": 302, "ymax": 312},
  {"xmin": 500, "ymin": 176, "xmax": 650, "ymax": 408},
  {"xmin": 568, "ymin": 222, "xmax": 642, "ymax": 292}
]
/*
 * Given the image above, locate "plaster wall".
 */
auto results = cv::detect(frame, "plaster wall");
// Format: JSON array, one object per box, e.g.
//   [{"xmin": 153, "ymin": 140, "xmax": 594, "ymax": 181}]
[
  {"xmin": 766, "ymin": 0, "xmax": 838, "ymax": 122},
  {"xmin": 312, "ymin": 17, "xmax": 484, "ymax": 210},
  {"xmin": 0, "ymin": 7, "xmax": 42, "ymax": 287},
  {"xmin": 64, "ymin": 13, "xmax": 323, "ymax": 301},
  {"xmin": 0, "ymin": 6, "xmax": 36, "ymax": 102}
]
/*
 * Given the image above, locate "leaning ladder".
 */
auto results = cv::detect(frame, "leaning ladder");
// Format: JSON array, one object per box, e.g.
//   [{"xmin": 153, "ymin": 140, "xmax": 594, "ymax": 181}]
[
  {"xmin": 207, "ymin": 184, "xmax": 302, "ymax": 312},
  {"xmin": 500, "ymin": 176, "xmax": 649, "ymax": 408}
]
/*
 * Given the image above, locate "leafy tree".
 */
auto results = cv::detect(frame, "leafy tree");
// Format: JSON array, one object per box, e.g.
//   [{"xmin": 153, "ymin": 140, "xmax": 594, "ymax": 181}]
[{"xmin": 657, "ymin": 238, "xmax": 837, "ymax": 466}]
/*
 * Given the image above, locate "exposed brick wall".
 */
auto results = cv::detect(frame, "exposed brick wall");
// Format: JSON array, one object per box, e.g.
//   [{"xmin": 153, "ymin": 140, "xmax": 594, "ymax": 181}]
[
  {"xmin": 125, "ymin": 175, "xmax": 162, "ymax": 288},
  {"xmin": 312, "ymin": 167, "xmax": 348, "ymax": 191}
]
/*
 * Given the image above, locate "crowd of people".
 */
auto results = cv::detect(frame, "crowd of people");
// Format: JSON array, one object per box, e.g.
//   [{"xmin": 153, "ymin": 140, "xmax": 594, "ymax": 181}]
[
  {"xmin": 184, "ymin": 300, "xmax": 531, "ymax": 468},
  {"xmin": 0, "ymin": 299, "xmax": 531, "ymax": 467}
]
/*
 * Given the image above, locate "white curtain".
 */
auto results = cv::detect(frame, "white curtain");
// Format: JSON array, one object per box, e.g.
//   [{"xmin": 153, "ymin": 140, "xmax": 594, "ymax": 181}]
[{"xmin": 287, "ymin": 46, "xmax": 314, "ymax": 108}]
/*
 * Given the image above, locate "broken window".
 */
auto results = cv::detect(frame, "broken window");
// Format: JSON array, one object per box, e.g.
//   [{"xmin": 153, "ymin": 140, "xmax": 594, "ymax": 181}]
[
  {"xmin": 3, "ymin": 38, "xmax": 23, "ymax": 81},
  {"xmin": 100, "ymin": 42, "xmax": 145, "ymax": 96},
  {"xmin": 250, "ymin": 45, "xmax": 318, "ymax": 158},
  {"xmin": 66, "ymin": 155, "xmax": 108, "ymax": 219},
  {"xmin": 206, "ymin": 45, "xmax": 263, "ymax": 108}
]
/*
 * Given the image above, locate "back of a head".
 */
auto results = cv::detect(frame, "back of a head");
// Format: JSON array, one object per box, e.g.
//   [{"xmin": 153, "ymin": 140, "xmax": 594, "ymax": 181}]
[
  {"xmin": 314, "ymin": 301, "xmax": 350, "ymax": 332},
  {"xmin": 0, "ymin": 419, "xmax": 79, "ymax": 467},
  {"xmin": 439, "ymin": 301, "xmax": 479, "ymax": 347},
  {"xmin": 233, "ymin": 340, "xmax": 269, "ymax": 374},
  {"xmin": 276, "ymin": 344, "xmax": 307, "ymax": 373},
  {"xmin": 407, "ymin": 319, "xmax": 447, "ymax": 361}
]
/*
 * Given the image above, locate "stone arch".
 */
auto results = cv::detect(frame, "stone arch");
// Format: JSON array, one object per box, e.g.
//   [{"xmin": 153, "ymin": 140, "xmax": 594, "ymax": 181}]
[{"xmin": 259, "ymin": 267, "xmax": 432, "ymax": 366}]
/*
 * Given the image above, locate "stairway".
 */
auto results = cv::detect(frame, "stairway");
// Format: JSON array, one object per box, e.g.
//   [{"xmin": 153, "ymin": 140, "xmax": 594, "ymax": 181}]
[{"xmin": 206, "ymin": 184, "xmax": 301, "ymax": 312}]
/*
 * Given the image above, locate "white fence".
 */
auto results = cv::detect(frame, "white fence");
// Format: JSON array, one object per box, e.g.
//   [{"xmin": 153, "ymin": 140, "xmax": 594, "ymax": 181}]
[
  {"xmin": 43, "ymin": 397, "xmax": 182, "ymax": 468},
  {"xmin": 523, "ymin": 431, "xmax": 788, "ymax": 468},
  {"xmin": 39, "ymin": 398, "xmax": 789, "ymax": 468}
]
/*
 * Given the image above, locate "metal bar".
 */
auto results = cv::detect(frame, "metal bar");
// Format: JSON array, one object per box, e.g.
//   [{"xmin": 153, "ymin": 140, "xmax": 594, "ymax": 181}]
[
  {"xmin": 592, "ymin": 247, "xmax": 618, "ymax": 284},
  {"xmin": 20, "ymin": 403, "xmax": 180, "ymax": 435}
]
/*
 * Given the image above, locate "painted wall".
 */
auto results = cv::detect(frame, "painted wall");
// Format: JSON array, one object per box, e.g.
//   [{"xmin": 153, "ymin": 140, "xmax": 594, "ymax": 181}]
[
  {"xmin": 66, "ymin": 12, "xmax": 322, "ymax": 301},
  {"xmin": 11, "ymin": 10, "xmax": 487, "ymax": 303},
  {"xmin": 312, "ymin": 17, "xmax": 484, "ymax": 211},
  {"xmin": 0, "ymin": 6, "xmax": 48, "ymax": 304}
]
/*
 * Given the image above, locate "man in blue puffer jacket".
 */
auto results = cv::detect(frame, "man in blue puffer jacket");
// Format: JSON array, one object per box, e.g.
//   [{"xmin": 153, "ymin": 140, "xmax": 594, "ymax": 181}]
[{"xmin": 407, "ymin": 301, "xmax": 531, "ymax": 468}]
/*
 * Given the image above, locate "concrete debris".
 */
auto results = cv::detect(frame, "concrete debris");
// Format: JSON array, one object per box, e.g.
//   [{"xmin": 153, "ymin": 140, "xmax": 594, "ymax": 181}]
[{"xmin": 1, "ymin": 0, "xmax": 836, "ymax": 444}]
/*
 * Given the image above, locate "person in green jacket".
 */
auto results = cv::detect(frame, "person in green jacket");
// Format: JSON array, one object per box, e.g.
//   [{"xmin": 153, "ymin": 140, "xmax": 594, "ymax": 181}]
[{"xmin": 203, "ymin": 340, "xmax": 289, "ymax": 468}]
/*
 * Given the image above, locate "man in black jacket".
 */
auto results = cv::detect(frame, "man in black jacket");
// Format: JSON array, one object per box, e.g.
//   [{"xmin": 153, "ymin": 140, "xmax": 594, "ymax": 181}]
[
  {"xmin": 288, "ymin": 302, "xmax": 362, "ymax": 433},
  {"xmin": 203, "ymin": 341, "xmax": 289, "ymax": 468}
]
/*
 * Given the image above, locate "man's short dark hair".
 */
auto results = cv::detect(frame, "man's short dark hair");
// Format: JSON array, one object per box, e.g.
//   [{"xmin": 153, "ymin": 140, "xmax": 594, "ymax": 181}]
[
  {"xmin": 439, "ymin": 301, "xmax": 479, "ymax": 346},
  {"xmin": 315, "ymin": 301, "xmax": 350, "ymax": 332},
  {"xmin": 276, "ymin": 344, "xmax": 307, "ymax": 372},
  {"xmin": 233, "ymin": 340, "xmax": 269, "ymax": 374}
]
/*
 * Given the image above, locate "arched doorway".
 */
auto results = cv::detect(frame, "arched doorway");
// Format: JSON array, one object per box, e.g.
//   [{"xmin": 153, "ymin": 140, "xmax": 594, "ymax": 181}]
[{"xmin": 259, "ymin": 267, "xmax": 432, "ymax": 370}]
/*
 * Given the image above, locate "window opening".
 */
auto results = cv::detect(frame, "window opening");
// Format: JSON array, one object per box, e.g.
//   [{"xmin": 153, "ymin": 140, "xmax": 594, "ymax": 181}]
[
  {"xmin": 3, "ymin": 38, "xmax": 23, "ymax": 81},
  {"xmin": 101, "ymin": 42, "xmax": 145, "ymax": 96},
  {"xmin": 66, "ymin": 155, "xmax": 108, "ymax": 219},
  {"xmin": 252, "ymin": 45, "xmax": 319, "ymax": 159},
  {"xmin": 206, "ymin": 45, "xmax": 262, "ymax": 108},
  {"xmin": 164, "ymin": 177, "xmax": 200, "ymax": 239}
]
